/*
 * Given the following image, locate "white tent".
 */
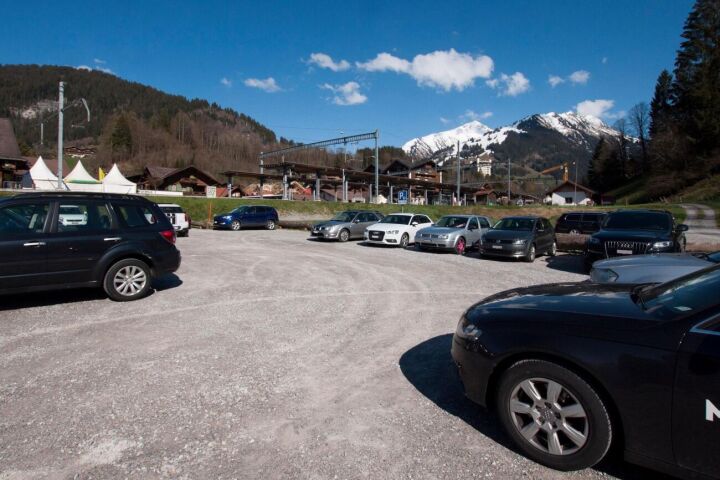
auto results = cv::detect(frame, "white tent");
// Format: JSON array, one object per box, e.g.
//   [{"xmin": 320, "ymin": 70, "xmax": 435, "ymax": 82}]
[
  {"xmin": 29, "ymin": 156, "xmax": 63, "ymax": 190},
  {"xmin": 102, "ymin": 164, "xmax": 137, "ymax": 194},
  {"xmin": 64, "ymin": 160, "xmax": 103, "ymax": 192}
]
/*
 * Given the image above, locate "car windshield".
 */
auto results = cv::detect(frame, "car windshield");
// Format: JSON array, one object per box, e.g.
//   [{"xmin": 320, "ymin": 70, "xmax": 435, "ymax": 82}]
[
  {"xmin": 436, "ymin": 216, "xmax": 469, "ymax": 228},
  {"xmin": 603, "ymin": 212, "xmax": 671, "ymax": 231},
  {"xmin": 639, "ymin": 264, "xmax": 720, "ymax": 319},
  {"xmin": 59, "ymin": 206, "xmax": 83, "ymax": 215},
  {"xmin": 330, "ymin": 212, "xmax": 356, "ymax": 222},
  {"xmin": 493, "ymin": 218, "xmax": 534, "ymax": 231},
  {"xmin": 380, "ymin": 214, "xmax": 411, "ymax": 225},
  {"xmin": 706, "ymin": 251, "xmax": 720, "ymax": 263}
]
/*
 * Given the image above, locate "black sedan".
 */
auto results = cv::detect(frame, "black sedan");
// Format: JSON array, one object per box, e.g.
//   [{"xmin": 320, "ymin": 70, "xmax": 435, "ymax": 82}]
[{"xmin": 451, "ymin": 264, "xmax": 720, "ymax": 478}]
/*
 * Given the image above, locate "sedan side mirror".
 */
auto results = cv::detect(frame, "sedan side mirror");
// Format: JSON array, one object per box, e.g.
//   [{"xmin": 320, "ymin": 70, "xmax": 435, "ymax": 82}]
[
  {"xmin": 411, "ymin": 222, "xmax": 419, "ymax": 226},
  {"xmin": 352, "ymin": 219, "xmax": 360, "ymax": 224},
  {"xmin": 677, "ymin": 224, "xmax": 689, "ymax": 232}
]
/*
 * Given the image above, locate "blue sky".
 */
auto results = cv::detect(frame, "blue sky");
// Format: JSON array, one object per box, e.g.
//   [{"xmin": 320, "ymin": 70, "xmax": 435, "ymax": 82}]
[{"xmin": 3, "ymin": 0, "xmax": 693, "ymax": 147}]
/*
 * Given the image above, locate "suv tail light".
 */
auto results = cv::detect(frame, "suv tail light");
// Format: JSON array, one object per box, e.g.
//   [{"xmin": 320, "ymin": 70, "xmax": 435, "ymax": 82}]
[{"xmin": 160, "ymin": 229, "xmax": 176, "ymax": 244}]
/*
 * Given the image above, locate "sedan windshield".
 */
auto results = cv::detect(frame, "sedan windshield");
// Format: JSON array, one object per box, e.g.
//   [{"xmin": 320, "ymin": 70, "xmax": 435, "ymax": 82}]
[
  {"xmin": 603, "ymin": 212, "xmax": 671, "ymax": 231},
  {"xmin": 436, "ymin": 216, "xmax": 469, "ymax": 228},
  {"xmin": 380, "ymin": 215, "xmax": 411, "ymax": 225},
  {"xmin": 640, "ymin": 264, "xmax": 720, "ymax": 319},
  {"xmin": 330, "ymin": 212, "xmax": 356, "ymax": 222},
  {"xmin": 493, "ymin": 218, "xmax": 534, "ymax": 231}
]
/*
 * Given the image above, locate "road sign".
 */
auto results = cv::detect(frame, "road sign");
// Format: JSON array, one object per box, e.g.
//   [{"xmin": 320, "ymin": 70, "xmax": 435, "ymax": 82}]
[
  {"xmin": 398, "ymin": 190, "xmax": 408, "ymax": 204},
  {"xmin": 206, "ymin": 186, "xmax": 217, "ymax": 198}
]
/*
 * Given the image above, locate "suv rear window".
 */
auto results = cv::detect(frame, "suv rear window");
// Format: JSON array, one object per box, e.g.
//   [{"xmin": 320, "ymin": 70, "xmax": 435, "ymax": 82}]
[
  {"xmin": 115, "ymin": 204, "xmax": 158, "ymax": 228},
  {"xmin": 161, "ymin": 206, "xmax": 184, "ymax": 214}
]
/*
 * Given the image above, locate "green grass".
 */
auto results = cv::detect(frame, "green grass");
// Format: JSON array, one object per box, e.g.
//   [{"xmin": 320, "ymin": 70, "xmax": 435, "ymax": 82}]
[
  {"xmin": 0, "ymin": 190, "xmax": 691, "ymax": 225},
  {"xmin": 606, "ymin": 177, "xmax": 650, "ymax": 204}
]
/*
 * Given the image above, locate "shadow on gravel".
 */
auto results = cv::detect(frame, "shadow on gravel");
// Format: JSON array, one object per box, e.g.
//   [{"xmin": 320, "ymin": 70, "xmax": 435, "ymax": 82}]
[
  {"xmin": 544, "ymin": 254, "xmax": 587, "ymax": 275},
  {"xmin": 0, "ymin": 274, "xmax": 182, "ymax": 311},
  {"xmin": 399, "ymin": 334, "xmax": 673, "ymax": 480}
]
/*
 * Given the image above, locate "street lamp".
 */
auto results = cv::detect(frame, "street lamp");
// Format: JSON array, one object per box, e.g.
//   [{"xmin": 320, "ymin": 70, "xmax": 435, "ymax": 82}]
[{"xmin": 56, "ymin": 82, "xmax": 90, "ymax": 189}]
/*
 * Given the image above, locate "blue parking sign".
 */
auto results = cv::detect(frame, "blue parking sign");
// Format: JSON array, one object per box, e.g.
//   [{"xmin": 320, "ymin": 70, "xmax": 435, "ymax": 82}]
[{"xmin": 398, "ymin": 190, "xmax": 408, "ymax": 204}]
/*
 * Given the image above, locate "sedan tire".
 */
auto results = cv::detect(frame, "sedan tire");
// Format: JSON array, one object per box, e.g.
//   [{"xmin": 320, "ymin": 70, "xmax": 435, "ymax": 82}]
[
  {"xmin": 399, "ymin": 233, "xmax": 410, "ymax": 248},
  {"xmin": 231, "ymin": 220, "xmax": 242, "ymax": 231},
  {"xmin": 549, "ymin": 241, "xmax": 557, "ymax": 257},
  {"xmin": 338, "ymin": 229, "xmax": 350, "ymax": 242},
  {"xmin": 266, "ymin": 219, "xmax": 276, "ymax": 230},
  {"xmin": 455, "ymin": 237, "xmax": 466, "ymax": 255},
  {"xmin": 496, "ymin": 359, "xmax": 612, "ymax": 471},
  {"xmin": 104, "ymin": 258, "xmax": 152, "ymax": 302},
  {"xmin": 525, "ymin": 244, "xmax": 536, "ymax": 263}
]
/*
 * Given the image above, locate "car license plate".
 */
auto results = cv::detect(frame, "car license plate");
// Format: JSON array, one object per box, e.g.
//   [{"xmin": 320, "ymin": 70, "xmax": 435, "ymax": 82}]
[
  {"xmin": 492, "ymin": 245, "xmax": 503, "ymax": 249},
  {"xmin": 617, "ymin": 249, "xmax": 633, "ymax": 255}
]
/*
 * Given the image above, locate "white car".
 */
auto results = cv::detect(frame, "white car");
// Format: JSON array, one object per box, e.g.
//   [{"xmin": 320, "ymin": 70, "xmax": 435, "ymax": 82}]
[
  {"xmin": 58, "ymin": 205, "xmax": 88, "ymax": 226},
  {"xmin": 159, "ymin": 204, "xmax": 190, "ymax": 237},
  {"xmin": 364, "ymin": 213, "xmax": 433, "ymax": 247}
]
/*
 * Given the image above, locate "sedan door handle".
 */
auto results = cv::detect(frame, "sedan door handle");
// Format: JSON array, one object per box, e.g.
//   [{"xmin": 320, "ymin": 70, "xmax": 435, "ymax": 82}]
[
  {"xmin": 104, "ymin": 237, "xmax": 122, "ymax": 242},
  {"xmin": 23, "ymin": 241, "xmax": 46, "ymax": 247}
]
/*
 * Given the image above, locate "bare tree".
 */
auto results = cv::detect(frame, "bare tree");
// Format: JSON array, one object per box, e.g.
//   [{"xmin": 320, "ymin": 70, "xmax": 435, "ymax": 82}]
[
  {"xmin": 612, "ymin": 118, "xmax": 630, "ymax": 178},
  {"xmin": 628, "ymin": 102, "xmax": 650, "ymax": 172}
]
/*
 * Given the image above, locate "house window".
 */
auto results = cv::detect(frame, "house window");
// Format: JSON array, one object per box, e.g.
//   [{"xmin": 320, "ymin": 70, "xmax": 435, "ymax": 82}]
[{"xmin": 565, "ymin": 196, "xmax": 573, "ymax": 204}]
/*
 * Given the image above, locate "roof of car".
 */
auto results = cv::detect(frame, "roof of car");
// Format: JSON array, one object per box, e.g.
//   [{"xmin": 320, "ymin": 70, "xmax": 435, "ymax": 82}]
[
  {"xmin": 387, "ymin": 212, "xmax": 415, "ymax": 216},
  {"xmin": 439, "ymin": 214, "xmax": 484, "ymax": 218},
  {"xmin": 2, "ymin": 191, "xmax": 149, "ymax": 202},
  {"xmin": 501, "ymin": 215, "xmax": 544, "ymax": 220},
  {"xmin": 561, "ymin": 211, "xmax": 606, "ymax": 216},
  {"xmin": 608, "ymin": 209, "xmax": 672, "ymax": 215},
  {"xmin": 158, "ymin": 203, "xmax": 181, "ymax": 207}
]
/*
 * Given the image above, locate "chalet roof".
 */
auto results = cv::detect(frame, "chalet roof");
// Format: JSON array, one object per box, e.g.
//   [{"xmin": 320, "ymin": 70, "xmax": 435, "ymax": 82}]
[
  {"xmin": 143, "ymin": 165, "xmax": 221, "ymax": 186},
  {"xmin": 546, "ymin": 180, "xmax": 596, "ymax": 196},
  {"xmin": 0, "ymin": 118, "xmax": 23, "ymax": 161}
]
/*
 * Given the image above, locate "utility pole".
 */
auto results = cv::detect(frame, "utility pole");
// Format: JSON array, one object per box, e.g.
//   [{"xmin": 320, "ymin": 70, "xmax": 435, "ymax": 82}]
[
  {"xmin": 57, "ymin": 81, "xmax": 64, "ymax": 189},
  {"xmin": 507, "ymin": 156, "xmax": 511, "ymax": 204},
  {"xmin": 456, "ymin": 140, "xmax": 461, "ymax": 205},
  {"xmin": 573, "ymin": 160, "xmax": 579, "ymax": 206},
  {"xmin": 374, "ymin": 130, "xmax": 379, "ymax": 203}
]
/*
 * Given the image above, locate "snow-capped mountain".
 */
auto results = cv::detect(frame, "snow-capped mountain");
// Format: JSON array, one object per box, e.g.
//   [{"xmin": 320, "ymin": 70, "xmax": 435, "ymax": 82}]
[{"xmin": 403, "ymin": 112, "xmax": 629, "ymax": 177}]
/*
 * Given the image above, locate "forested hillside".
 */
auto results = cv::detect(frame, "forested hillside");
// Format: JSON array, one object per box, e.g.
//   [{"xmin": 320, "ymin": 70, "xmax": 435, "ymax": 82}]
[{"xmin": 0, "ymin": 65, "xmax": 280, "ymax": 175}]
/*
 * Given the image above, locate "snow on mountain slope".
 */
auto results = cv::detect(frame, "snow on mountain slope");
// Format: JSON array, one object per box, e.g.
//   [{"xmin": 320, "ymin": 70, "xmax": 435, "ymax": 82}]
[{"xmin": 403, "ymin": 111, "xmax": 620, "ymax": 158}]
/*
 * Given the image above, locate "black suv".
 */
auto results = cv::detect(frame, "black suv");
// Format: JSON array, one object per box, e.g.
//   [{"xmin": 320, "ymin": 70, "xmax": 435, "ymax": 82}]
[
  {"xmin": 0, "ymin": 192, "xmax": 181, "ymax": 301},
  {"xmin": 555, "ymin": 211, "xmax": 606, "ymax": 234},
  {"xmin": 585, "ymin": 209, "xmax": 688, "ymax": 271}
]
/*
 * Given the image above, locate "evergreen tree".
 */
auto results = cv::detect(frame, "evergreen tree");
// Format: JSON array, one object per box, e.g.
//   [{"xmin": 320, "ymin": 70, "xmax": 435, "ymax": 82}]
[
  {"xmin": 110, "ymin": 114, "xmax": 132, "ymax": 154},
  {"xmin": 649, "ymin": 70, "xmax": 674, "ymax": 138},
  {"xmin": 672, "ymin": 0, "xmax": 720, "ymax": 156}
]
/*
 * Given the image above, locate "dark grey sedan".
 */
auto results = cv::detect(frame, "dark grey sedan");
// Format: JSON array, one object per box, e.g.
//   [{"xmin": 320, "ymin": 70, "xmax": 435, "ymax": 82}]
[
  {"xmin": 310, "ymin": 210, "xmax": 383, "ymax": 242},
  {"xmin": 479, "ymin": 216, "xmax": 557, "ymax": 262}
]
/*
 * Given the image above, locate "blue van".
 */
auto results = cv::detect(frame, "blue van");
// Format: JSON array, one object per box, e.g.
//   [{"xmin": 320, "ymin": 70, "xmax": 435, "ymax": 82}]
[{"xmin": 213, "ymin": 205, "xmax": 279, "ymax": 231}]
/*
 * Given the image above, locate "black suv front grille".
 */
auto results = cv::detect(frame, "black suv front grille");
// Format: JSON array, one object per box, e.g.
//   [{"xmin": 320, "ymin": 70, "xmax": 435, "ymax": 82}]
[{"xmin": 604, "ymin": 240, "xmax": 651, "ymax": 256}]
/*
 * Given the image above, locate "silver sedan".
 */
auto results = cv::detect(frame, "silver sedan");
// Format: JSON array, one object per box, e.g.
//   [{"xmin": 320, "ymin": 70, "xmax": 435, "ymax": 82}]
[{"xmin": 415, "ymin": 215, "xmax": 492, "ymax": 255}]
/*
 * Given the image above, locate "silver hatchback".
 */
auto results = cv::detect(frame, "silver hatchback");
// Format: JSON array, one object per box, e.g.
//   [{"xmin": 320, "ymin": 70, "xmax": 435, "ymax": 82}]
[
  {"xmin": 416, "ymin": 215, "xmax": 492, "ymax": 254},
  {"xmin": 310, "ymin": 210, "xmax": 383, "ymax": 242}
]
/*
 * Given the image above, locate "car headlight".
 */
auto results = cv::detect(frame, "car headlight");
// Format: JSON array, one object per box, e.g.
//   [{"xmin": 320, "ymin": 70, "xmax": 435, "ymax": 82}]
[
  {"xmin": 590, "ymin": 268, "xmax": 618, "ymax": 283},
  {"xmin": 438, "ymin": 234, "xmax": 449, "ymax": 240},
  {"xmin": 652, "ymin": 241, "xmax": 673, "ymax": 249},
  {"xmin": 388, "ymin": 230, "xmax": 399, "ymax": 235},
  {"xmin": 513, "ymin": 239, "xmax": 527, "ymax": 245},
  {"xmin": 456, "ymin": 316, "xmax": 482, "ymax": 340},
  {"xmin": 589, "ymin": 237, "xmax": 601, "ymax": 245}
]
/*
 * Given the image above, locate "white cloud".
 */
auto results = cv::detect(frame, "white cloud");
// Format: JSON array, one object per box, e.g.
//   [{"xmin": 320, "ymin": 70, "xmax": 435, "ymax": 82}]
[
  {"xmin": 357, "ymin": 48, "xmax": 493, "ymax": 92},
  {"xmin": 320, "ymin": 81, "xmax": 367, "ymax": 106},
  {"xmin": 220, "ymin": 77, "xmax": 232, "ymax": 87},
  {"xmin": 93, "ymin": 58, "xmax": 106, "ymax": 65},
  {"xmin": 244, "ymin": 77, "xmax": 281, "ymax": 93},
  {"xmin": 308, "ymin": 52, "xmax": 350, "ymax": 72},
  {"xmin": 76, "ymin": 65, "xmax": 92, "ymax": 71},
  {"xmin": 548, "ymin": 75, "xmax": 564, "ymax": 88},
  {"xmin": 460, "ymin": 109, "xmax": 492, "ymax": 121},
  {"xmin": 96, "ymin": 66, "xmax": 113, "ymax": 74},
  {"xmin": 440, "ymin": 117, "xmax": 450, "ymax": 124},
  {"xmin": 575, "ymin": 99, "xmax": 624, "ymax": 119},
  {"xmin": 76, "ymin": 63, "xmax": 112, "ymax": 74},
  {"xmin": 487, "ymin": 72, "xmax": 530, "ymax": 96},
  {"xmin": 569, "ymin": 70, "xmax": 590, "ymax": 85},
  {"xmin": 602, "ymin": 57, "xmax": 608, "ymax": 64}
]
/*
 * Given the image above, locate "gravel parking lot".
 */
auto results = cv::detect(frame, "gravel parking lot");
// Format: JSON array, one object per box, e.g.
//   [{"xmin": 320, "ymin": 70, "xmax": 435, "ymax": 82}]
[{"xmin": 0, "ymin": 229, "xmax": 668, "ymax": 479}]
